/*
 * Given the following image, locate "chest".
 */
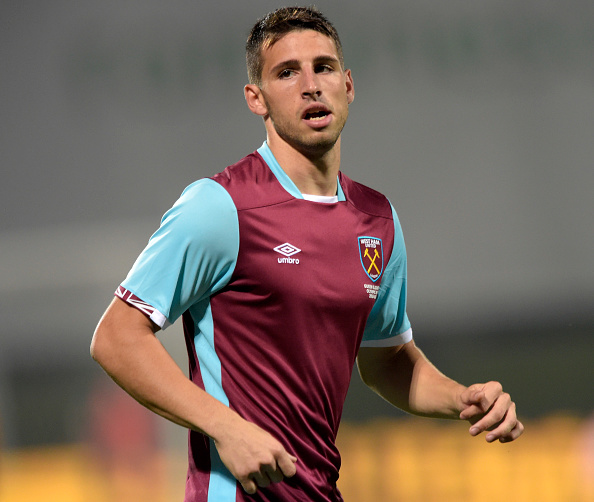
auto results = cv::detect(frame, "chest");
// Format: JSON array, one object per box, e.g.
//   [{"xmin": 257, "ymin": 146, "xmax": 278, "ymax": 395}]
[{"xmin": 230, "ymin": 200, "xmax": 394, "ymax": 315}]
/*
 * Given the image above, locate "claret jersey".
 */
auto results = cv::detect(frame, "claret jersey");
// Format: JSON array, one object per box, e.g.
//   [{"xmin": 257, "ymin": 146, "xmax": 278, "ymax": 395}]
[{"xmin": 117, "ymin": 142, "xmax": 412, "ymax": 501}]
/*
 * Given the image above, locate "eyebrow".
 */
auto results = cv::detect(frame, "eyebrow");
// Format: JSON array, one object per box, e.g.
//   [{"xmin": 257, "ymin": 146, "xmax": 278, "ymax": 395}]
[{"xmin": 269, "ymin": 55, "xmax": 341, "ymax": 75}]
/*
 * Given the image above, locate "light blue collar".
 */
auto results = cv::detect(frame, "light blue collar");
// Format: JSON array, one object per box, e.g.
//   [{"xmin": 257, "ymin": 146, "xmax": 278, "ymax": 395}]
[{"xmin": 257, "ymin": 141, "xmax": 346, "ymax": 201}]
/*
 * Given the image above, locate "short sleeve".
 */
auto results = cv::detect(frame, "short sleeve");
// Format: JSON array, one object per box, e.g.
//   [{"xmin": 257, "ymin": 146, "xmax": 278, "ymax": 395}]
[
  {"xmin": 360, "ymin": 203, "xmax": 413, "ymax": 347},
  {"xmin": 120, "ymin": 179, "xmax": 239, "ymax": 327}
]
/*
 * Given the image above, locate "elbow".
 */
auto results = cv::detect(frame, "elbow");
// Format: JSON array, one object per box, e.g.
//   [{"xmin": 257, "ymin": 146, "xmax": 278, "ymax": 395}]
[
  {"xmin": 90, "ymin": 322, "xmax": 111, "ymax": 366},
  {"xmin": 89, "ymin": 333, "xmax": 100, "ymax": 362},
  {"xmin": 90, "ymin": 298, "xmax": 142, "ymax": 370},
  {"xmin": 356, "ymin": 355, "xmax": 381, "ymax": 391},
  {"xmin": 357, "ymin": 345, "xmax": 401, "ymax": 389}
]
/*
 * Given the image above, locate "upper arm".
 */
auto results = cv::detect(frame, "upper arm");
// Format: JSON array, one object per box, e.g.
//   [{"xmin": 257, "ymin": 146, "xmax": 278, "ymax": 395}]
[
  {"xmin": 91, "ymin": 296, "xmax": 159, "ymax": 362},
  {"xmin": 357, "ymin": 341, "xmax": 412, "ymax": 386},
  {"xmin": 356, "ymin": 340, "xmax": 421, "ymax": 412}
]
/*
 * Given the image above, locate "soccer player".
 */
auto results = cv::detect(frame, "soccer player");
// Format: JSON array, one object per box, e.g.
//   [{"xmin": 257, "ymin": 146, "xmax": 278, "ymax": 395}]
[{"xmin": 91, "ymin": 6, "xmax": 524, "ymax": 501}]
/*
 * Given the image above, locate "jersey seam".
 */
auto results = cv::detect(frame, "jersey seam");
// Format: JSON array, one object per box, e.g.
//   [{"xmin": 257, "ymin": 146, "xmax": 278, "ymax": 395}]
[
  {"xmin": 235, "ymin": 197, "xmax": 327, "ymax": 212},
  {"xmin": 345, "ymin": 199, "xmax": 394, "ymax": 220}
]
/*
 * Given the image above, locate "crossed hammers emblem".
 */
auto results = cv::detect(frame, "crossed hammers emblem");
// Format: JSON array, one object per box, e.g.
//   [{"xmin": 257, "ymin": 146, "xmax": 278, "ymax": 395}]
[{"xmin": 364, "ymin": 247, "xmax": 381, "ymax": 275}]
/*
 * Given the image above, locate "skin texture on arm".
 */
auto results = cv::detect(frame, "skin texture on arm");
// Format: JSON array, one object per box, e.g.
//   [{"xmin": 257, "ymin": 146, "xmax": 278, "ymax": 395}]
[
  {"xmin": 357, "ymin": 340, "xmax": 524, "ymax": 443},
  {"xmin": 90, "ymin": 297, "xmax": 297, "ymax": 494}
]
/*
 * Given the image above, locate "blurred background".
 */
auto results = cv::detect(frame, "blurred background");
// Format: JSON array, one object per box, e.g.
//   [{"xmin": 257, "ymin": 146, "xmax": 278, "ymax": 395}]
[{"xmin": 1, "ymin": 0, "xmax": 593, "ymax": 500}]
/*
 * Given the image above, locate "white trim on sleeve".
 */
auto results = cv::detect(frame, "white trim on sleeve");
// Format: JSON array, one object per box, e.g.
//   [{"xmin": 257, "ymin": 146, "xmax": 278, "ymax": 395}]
[
  {"xmin": 359, "ymin": 328, "xmax": 413, "ymax": 348},
  {"xmin": 115, "ymin": 285, "xmax": 171, "ymax": 329},
  {"xmin": 150, "ymin": 310, "xmax": 170, "ymax": 330}
]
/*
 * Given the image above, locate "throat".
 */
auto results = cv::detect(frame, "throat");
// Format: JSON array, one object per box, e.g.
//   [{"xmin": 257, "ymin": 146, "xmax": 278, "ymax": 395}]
[
  {"xmin": 292, "ymin": 173, "xmax": 338, "ymax": 198},
  {"xmin": 265, "ymin": 132, "xmax": 342, "ymax": 196}
]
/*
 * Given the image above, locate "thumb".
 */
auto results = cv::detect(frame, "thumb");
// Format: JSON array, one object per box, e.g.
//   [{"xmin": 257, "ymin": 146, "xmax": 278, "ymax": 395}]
[
  {"xmin": 461, "ymin": 384, "xmax": 487, "ymax": 406},
  {"xmin": 458, "ymin": 385, "xmax": 487, "ymax": 419}
]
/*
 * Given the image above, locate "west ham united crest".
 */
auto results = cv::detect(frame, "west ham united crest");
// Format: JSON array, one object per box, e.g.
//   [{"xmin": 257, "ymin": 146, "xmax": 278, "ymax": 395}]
[{"xmin": 358, "ymin": 236, "xmax": 384, "ymax": 282}]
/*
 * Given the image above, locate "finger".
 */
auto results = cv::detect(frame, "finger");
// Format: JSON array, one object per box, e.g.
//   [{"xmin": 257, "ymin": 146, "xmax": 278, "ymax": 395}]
[
  {"xmin": 262, "ymin": 464, "xmax": 284, "ymax": 484},
  {"xmin": 251, "ymin": 470, "xmax": 272, "ymax": 488},
  {"xmin": 468, "ymin": 393, "xmax": 512, "ymax": 435},
  {"xmin": 483, "ymin": 406, "xmax": 520, "ymax": 443},
  {"xmin": 277, "ymin": 453, "xmax": 298, "ymax": 478},
  {"xmin": 459, "ymin": 384, "xmax": 485, "ymax": 406},
  {"xmin": 471, "ymin": 403, "xmax": 521, "ymax": 443},
  {"xmin": 471, "ymin": 390, "xmax": 494, "ymax": 413},
  {"xmin": 462, "ymin": 382, "xmax": 504, "ymax": 412},
  {"xmin": 479, "ymin": 381, "xmax": 504, "ymax": 409},
  {"xmin": 241, "ymin": 478, "xmax": 258, "ymax": 494},
  {"xmin": 459, "ymin": 404, "xmax": 483, "ymax": 421},
  {"xmin": 498, "ymin": 420, "xmax": 525, "ymax": 443},
  {"xmin": 461, "ymin": 391, "xmax": 492, "ymax": 417}
]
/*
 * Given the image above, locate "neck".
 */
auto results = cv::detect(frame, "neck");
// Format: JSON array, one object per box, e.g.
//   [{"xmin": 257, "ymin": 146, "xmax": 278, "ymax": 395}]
[{"xmin": 266, "ymin": 134, "xmax": 341, "ymax": 197}]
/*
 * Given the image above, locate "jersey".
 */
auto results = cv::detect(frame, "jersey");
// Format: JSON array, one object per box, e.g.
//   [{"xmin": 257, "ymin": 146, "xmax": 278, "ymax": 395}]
[{"xmin": 117, "ymin": 142, "xmax": 412, "ymax": 501}]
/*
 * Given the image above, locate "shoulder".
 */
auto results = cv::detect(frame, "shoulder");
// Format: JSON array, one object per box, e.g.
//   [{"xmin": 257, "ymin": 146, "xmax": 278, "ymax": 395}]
[
  {"xmin": 339, "ymin": 172, "xmax": 393, "ymax": 220},
  {"xmin": 160, "ymin": 178, "xmax": 238, "ymax": 247},
  {"xmin": 178, "ymin": 152, "xmax": 268, "ymax": 205},
  {"xmin": 211, "ymin": 151, "xmax": 293, "ymax": 210},
  {"xmin": 172, "ymin": 178, "xmax": 236, "ymax": 218},
  {"xmin": 211, "ymin": 151, "xmax": 263, "ymax": 186}
]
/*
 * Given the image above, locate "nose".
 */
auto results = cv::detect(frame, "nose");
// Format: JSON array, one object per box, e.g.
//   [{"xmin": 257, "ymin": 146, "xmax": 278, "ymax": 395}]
[{"xmin": 301, "ymin": 69, "xmax": 321, "ymax": 98}]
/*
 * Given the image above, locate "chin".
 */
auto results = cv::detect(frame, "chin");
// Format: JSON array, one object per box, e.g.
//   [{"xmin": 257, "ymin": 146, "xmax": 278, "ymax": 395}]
[
  {"xmin": 298, "ymin": 138, "xmax": 339, "ymax": 157},
  {"xmin": 294, "ymin": 130, "xmax": 342, "ymax": 153}
]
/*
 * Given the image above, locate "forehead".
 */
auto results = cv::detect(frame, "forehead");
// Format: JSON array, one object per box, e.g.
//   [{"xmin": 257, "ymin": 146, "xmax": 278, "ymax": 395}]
[{"xmin": 261, "ymin": 30, "xmax": 339, "ymax": 69}]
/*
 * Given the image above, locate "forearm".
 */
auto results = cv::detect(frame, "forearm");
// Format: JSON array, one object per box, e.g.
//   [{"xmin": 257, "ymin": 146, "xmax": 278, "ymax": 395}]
[
  {"xmin": 406, "ymin": 354, "xmax": 466, "ymax": 419},
  {"xmin": 358, "ymin": 340, "xmax": 524, "ymax": 442},
  {"xmin": 91, "ymin": 298, "xmax": 300, "ymax": 492},
  {"xmin": 357, "ymin": 340, "xmax": 465, "ymax": 419}
]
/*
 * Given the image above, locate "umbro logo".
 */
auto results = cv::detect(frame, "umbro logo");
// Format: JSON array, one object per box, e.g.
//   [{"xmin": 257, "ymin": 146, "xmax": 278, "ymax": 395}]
[
  {"xmin": 274, "ymin": 242, "xmax": 301, "ymax": 264},
  {"xmin": 274, "ymin": 243, "xmax": 301, "ymax": 257}
]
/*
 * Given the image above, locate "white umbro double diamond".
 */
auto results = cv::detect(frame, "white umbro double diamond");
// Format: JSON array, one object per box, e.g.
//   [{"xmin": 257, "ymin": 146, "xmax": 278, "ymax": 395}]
[{"xmin": 273, "ymin": 242, "xmax": 301, "ymax": 257}]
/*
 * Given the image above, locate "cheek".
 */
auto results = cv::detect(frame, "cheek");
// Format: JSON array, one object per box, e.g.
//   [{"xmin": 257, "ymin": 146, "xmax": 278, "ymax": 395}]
[
  {"xmin": 334, "ymin": 93, "xmax": 351, "ymax": 115},
  {"xmin": 269, "ymin": 96, "xmax": 299, "ymax": 120}
]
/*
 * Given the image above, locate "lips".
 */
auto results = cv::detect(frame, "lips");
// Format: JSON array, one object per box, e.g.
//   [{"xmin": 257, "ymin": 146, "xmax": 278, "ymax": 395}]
[
  {"xmin": 305, "ymin": 110, "xmax": 329, "ymax": 120},
  {"xmin": 302, "ymin": 104, "xmax": 332, "ymax": 126}
]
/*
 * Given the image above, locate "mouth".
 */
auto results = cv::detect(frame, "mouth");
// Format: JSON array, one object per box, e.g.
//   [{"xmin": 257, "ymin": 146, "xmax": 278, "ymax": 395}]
[
  {"xmin": 302, "ymin": 106, "xmax": 332, "ymax": 127},
  {"xmin": 304, "ymin": 110, "xmax": 330, "ymax": 121}
]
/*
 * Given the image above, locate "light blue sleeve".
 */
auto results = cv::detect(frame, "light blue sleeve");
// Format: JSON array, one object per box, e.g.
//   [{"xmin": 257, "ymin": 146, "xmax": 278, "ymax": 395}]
[
  {"xmin": 360, "ymin": 203, "xmax": 413, "ymax": 347},
  {"xmin": 120, "ymin": 179, "xmax": 239, "ymax": 327}
]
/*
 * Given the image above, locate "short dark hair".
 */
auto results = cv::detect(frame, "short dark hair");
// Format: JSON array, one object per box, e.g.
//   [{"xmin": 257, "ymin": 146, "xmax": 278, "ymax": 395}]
[{"xmin": 246, "ymin": 6, "xmax": 344, "ymax": 86}]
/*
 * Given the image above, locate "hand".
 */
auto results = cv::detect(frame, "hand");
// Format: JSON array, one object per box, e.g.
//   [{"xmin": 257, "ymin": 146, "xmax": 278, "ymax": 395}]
[
  {"xmin": 458, "ymin": 381, "xmax": 524, "ymax": 443},
  {"xmin": 213, "ymin": 416, "xmax": 298, "ymax": 494}
]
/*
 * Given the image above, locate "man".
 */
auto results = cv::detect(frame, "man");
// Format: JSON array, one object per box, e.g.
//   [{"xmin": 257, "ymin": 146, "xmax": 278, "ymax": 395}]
[{"xmin": 91, "ymin": 6, "xmax": 523, "ymax": 501}]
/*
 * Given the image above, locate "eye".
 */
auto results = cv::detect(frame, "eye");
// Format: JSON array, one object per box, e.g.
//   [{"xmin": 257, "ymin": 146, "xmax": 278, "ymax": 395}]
[
  {"xmin": 278, "ymin": 68, "xmax": 296, "ymax": 79},
  {"xmin": 315, "ymin": 64, "xmax": 334, "ymax": 74}
]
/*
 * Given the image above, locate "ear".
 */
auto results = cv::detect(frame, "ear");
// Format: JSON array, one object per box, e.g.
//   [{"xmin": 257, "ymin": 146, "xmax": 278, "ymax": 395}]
[
  {"xmin": 244, "ymin": 84, "xmax": 268, "ymax": 117},
  {"xmin": 344, "ymin": 69, "xmax": 355, "ymax": 105}
]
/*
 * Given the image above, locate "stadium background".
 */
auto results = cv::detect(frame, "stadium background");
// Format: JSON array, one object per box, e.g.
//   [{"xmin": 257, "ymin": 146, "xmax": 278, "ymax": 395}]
[{"xmin": 1, "ymin": 0, "xmax": 592, "ymax": 500}]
